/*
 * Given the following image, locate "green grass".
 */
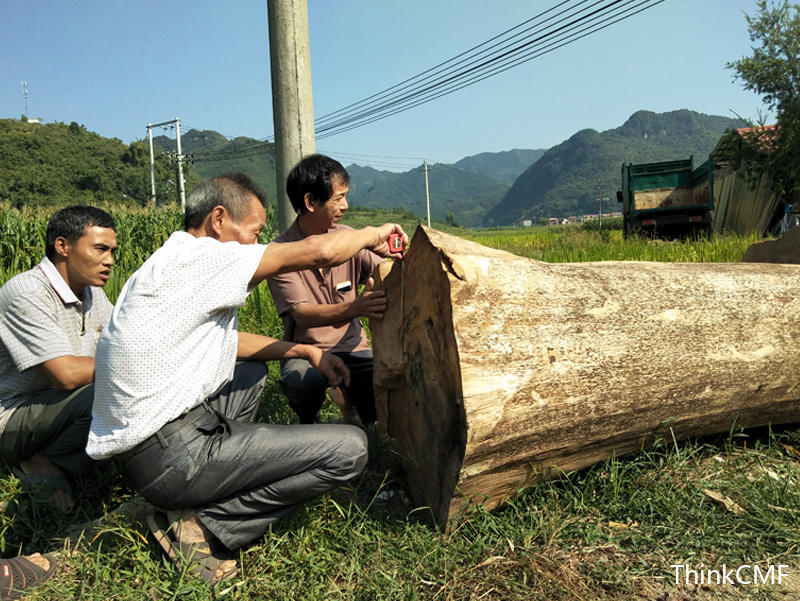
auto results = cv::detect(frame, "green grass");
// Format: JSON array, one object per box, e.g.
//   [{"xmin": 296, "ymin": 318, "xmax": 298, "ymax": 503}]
[
  {"xmin": 0, "ymin": 204, "xmax": 798, "ymax": 600},
  {"xmin": 462, "ymin": 221, "xmax": 763, "ymax": 264}
]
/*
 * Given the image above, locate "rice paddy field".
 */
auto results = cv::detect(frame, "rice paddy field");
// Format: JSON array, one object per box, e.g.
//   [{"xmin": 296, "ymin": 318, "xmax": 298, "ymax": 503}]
[{"xmin": 0, "ymin": 203, "xmax": 798, "ymax": 601}]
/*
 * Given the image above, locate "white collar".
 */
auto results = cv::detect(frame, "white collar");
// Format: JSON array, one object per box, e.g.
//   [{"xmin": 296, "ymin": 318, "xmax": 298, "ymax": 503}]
[{"xmin": 38, "ymin": 256, "xmax": 80, "ymax": 304}]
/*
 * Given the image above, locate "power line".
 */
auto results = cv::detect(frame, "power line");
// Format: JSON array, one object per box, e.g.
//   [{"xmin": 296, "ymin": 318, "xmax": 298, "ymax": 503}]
[
  {"xmin": 315, "ymin": 0, "xmax": 620, "ymax": 134},
  {"xmin": 317, "ymin": 149, "xmax": 428, "ymax": 170},
  {"xmin": 315, "ymin": 0, "xmax": 666, "ymax": 139},
  {"xmin": 313, "ymin": 0, "xmax": 587, "ymax": 128}
]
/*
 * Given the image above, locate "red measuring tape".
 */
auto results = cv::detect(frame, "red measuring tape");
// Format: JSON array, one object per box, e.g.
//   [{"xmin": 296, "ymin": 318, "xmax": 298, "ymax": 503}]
[{"xmin": 388, "ymin": 233, "xmax": 405, "ymax": 253}]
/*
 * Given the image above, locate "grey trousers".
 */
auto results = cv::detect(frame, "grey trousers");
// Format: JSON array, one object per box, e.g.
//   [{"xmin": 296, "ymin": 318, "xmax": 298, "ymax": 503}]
[
  {"xmin": 280, "ymin": 350, "xmax": 377, "ymax": 424},
  {"xmin": 0, "ymin": 384, "xmax": 94, "ymax": 474},
  {"xmin": 120, "ymin": 361, "xmax": 368, "ymax": 551}
]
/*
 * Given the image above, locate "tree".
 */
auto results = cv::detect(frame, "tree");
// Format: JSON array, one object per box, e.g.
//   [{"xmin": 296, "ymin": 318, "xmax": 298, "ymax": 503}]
[{"xmin": 727, "ymin": 0, "xmax": 800, "ymax": 204}]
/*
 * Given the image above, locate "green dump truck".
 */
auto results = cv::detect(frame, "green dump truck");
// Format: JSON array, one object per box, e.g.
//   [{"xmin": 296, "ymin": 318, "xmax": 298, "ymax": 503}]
[{"xmin": 617, "ymin": 155, "xmax": 714, "ymax": 237}]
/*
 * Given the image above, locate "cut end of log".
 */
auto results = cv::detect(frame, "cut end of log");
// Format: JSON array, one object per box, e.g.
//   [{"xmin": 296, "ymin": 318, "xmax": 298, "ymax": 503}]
[{"xmin": 372, "ymin": 226, "xmax": 468, "ymax": 529}]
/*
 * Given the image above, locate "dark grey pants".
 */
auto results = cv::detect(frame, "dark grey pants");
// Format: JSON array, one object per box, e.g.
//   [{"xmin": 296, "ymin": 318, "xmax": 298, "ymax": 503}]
[
  {"xmin": 280, "ymin": 350, "xmax": 377, "ymax": 424},
  {"xmin": 121, "ymin": 361, "xmax": 368, "ymax": 551},
  {"xmin": 0, "ymin": 384, "xmax": 94, "ymax": 474}
]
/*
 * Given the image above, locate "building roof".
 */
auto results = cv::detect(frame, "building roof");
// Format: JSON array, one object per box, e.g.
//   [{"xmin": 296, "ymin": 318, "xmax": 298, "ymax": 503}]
[{"xmin": 712, "ymin": 124, "xmax": 778, "ymax": 166}]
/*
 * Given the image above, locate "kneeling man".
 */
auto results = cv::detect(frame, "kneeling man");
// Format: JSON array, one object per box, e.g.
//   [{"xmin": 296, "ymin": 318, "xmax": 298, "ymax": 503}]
[{"xmin": 267, "ymin": 154, "xmax": 386, "ymax": 426}]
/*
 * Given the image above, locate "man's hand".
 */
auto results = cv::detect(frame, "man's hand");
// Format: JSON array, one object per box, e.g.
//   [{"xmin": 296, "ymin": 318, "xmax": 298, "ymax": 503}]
[
  {"xmin": 309, "ymin": 348, "xmax": 351, "ymax": 388},
  {"xmin": 372, "ymin": 223, "xmax": 408, "ymax": 260},
  {"xmin": 289, "ymin": 276, "xmax": 387, "ymax": 327},
  {"xmin": 351, "ymin": 277, "xmax": 387, "ymax": 320}
]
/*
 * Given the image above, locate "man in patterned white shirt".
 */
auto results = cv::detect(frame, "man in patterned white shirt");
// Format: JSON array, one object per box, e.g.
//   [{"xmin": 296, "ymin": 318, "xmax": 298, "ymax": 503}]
[
  {"xmin": 88, "ymin": 173, "xmax": 406, "ymax": 584},
  {"xmin": 0, "ymin": 205, "xmax": 117, "ymax": 512}
]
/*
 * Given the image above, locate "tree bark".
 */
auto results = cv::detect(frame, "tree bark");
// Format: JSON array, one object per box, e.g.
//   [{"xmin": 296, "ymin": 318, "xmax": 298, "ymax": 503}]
[{"xmin": 371, "ymin": 226, "xmax": 800, "ymax": 531}]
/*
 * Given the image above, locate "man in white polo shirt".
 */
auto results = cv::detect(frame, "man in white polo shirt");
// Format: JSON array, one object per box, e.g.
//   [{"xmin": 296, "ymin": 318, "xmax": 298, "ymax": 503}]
[
  {"xmin": 88, "ymin": 173, "xmax": 406, "ymax": 584},
  {"xmin": 0, "ymin": 205, "xmax": 117, "ymax": 512}
]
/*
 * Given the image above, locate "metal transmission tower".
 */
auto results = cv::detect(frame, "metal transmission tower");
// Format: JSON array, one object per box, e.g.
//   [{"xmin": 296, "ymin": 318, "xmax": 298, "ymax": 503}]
[
  {"xmin": 145, "ymin": 118, "xmax": 187, "ymax": 210},
  {"xmin": 21, "ymin": 81, "xmax": 30, "ymax": 116}
]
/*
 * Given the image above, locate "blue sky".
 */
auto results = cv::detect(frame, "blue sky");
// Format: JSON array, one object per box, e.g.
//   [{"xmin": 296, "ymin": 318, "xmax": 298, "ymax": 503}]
[{"xmin": 2, "ymin": 0, "xmax": 768, "ymax": 171}]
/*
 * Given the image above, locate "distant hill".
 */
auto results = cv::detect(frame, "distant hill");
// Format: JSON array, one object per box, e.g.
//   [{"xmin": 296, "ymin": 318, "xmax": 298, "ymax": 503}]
[
  {"xmin": 154, "ymin": 136, "xmax": 521, "ymax": 227},
  {"xmin": 342, "ymin": 149, "xmax": 551, "ymax": 227},
  {"xmin": 485, "ymin": 109, "xmax": 747, "ymax": 225},
  {"xmin": 453, "ymin": 148, "xmax": 547, "ymax": 184},
  {"xmin": 153, "ymin": 130, "xmax": 277, "ymax": 201},
  {"xmin": 345, "ymin": 163, "xmax": 509, "ymax": 228},
  {"xmin": 0, "ymin": 118, "xmax": 187, "ymax": 207}
]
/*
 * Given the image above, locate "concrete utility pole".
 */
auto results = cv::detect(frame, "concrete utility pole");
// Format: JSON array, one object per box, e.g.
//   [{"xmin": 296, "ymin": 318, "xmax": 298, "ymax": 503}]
[
  {"xmin": 268, "ymin": 0, "xmax": 316, "ymax": 232},
  {"xmin": 147, "ymin": 124, "xmax": 156, "ymax": 205},
  {"xmin": 175, "ymin": 117, "xmax": 186, "ymax": 211},
  {"xmin": 596, "ymin": 179, "xmax": 608, "ymax": 231},
  {"xmin": 424, "ymin": 160, "xmax": 431, "ymax": 227},
  {"xmin": 145, "ymin": 117, "xmax": 186, "ymax": 209}
]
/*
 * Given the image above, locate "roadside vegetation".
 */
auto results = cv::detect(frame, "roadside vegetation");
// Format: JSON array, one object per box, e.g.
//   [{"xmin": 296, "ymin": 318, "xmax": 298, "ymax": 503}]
[{"xmin": 1, "ymin": 203, "xmax": 797, "ymax": 600}]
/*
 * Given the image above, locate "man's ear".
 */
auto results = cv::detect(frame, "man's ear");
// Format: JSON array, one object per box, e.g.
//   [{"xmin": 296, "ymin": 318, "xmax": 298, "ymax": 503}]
[
  {"xmin": 53, "ymin": 236, "xmax": 70, "ymax": 259},
  {"xmin": 303, "ymin": 193, "xmax": 316, "ymax": 213},
  {"xmin": 209, "ymin": 205, "xmax": 227, "ymax": 235}
]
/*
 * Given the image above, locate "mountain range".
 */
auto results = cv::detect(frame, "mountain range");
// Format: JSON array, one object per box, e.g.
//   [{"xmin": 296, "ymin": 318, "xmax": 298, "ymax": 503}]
[
  {"xmin": 157, "ymin": 109, "xmax": 743, "ymax": 226},
  {"xmin": 485, "ymin": 109, "xmax": 746, "ymax": 225},
  {"xmin": 1, "ymin": 108, "xmax": 746, "ymax": 226},
  {"xmin": 153, "ymin": 133, "xmax": 542, "ymax": 227}
]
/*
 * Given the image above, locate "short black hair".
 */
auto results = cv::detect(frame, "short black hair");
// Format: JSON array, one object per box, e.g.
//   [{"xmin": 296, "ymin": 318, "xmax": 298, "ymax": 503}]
[
  {"xmin": 286, "ymin": 154, "xmax": 349, "ymax": 214},
  {"xmin": 184, "ymin": 172, "xmax": 267, "ymax": 230},
  {"xmin": 45, "ymin": 206, "xmax": 115, "ymax": 260}
]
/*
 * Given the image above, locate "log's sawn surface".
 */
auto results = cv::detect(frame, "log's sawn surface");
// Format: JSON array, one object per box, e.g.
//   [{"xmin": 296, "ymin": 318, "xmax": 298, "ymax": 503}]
[{"xmin": 371, "ymin": 225, "xmax": 800, "ymax": 531}]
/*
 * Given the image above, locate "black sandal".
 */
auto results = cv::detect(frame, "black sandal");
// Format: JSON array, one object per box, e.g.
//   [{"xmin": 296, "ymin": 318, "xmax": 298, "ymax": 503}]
[
  {"xmin": 0, "ymin": 554, "xmax": 58, "ymax": 600},
  {"xmin": 147, "ymin": 510, "xmax": 238, "ymax": 584}
]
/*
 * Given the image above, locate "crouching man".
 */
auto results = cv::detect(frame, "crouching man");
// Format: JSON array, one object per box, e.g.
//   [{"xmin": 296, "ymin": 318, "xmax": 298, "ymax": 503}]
[
  {"xmin": 267, "ymin": 154, "xmax": 387, "ymax": 426},
  {"xmin": 87, "ymin": 173, "xmax": 406, "ymax": 584},
  {"xmin": 0, "ymin": 206, "xmax": 116, "ymax": 512}
]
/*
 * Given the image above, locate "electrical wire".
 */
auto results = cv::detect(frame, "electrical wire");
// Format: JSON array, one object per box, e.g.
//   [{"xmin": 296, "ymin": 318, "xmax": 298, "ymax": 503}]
[
  {"xmin": 314, "ymin": 0, "xmax": 621, "ymax": 133},
  {"xmin": 316, "ymin": 0, "xmax": 665, "ymax": 139},
  {"xmin": 313, "ymin": 0, "xmax": 588, "ymax": 127},
  {"xmin": 316, "ymin": 149, "xmax": 428, "ymax": 170}
]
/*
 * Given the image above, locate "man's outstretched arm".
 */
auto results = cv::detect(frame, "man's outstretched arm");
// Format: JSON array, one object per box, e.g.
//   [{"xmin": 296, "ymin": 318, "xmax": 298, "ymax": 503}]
[{"xmin": 250, "ymin": 223, "xmax": 407, "ymax": 287}]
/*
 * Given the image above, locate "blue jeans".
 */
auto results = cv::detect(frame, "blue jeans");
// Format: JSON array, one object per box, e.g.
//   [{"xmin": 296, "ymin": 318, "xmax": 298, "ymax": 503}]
[{"xmin": 120, "ymin": 361, "xmax": 368, "ymax": 551}]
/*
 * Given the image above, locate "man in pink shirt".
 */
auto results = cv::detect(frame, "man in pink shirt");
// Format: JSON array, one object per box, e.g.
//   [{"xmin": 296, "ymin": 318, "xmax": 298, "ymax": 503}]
[{"xmin": 267, "ymin": 155, "xmax": 387, "ymax": 425}]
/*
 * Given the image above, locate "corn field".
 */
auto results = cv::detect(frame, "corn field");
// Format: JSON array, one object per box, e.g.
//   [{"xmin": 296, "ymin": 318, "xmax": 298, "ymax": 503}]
[
  {"xmin": 0, "ymin": 202, "xmax": 278, "ymax": 304},
  {"xmin": 1, "ymin": 203, "xmax": 764, "ymax": 313}
]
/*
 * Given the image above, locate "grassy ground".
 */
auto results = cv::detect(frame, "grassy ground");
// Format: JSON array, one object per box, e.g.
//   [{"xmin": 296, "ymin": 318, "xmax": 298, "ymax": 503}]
[{"xmin": 0, "ymin": 205, "xmax": 798, "ymax": 600}]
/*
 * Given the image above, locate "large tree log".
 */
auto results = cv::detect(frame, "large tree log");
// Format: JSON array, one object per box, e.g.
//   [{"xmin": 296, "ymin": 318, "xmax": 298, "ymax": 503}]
[
  {"xmin": 742, "ymin": 226, "xmax": 800, "ymax": 264},
  {"xmin": 371, "ymin": 226, "xmax": 800, "ymax": 531}
]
